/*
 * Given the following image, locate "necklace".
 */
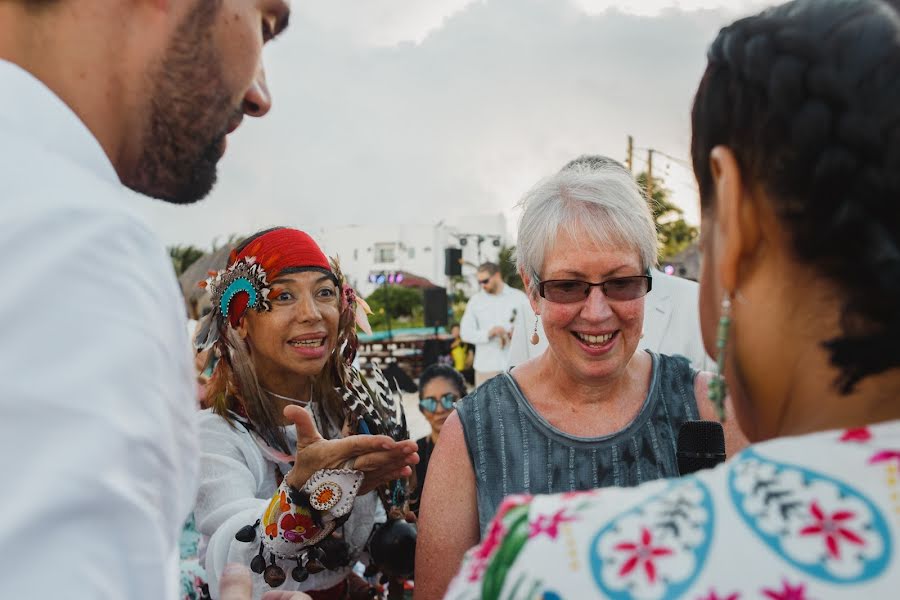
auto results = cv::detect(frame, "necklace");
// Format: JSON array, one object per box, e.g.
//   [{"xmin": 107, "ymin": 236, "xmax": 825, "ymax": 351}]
[{"xmin": 263, "ymin": 385, "xmax": 313, "ymax": 407}]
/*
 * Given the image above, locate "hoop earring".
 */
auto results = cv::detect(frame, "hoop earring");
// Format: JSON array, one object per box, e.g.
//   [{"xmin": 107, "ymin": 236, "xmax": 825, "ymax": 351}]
[
  {"xmin": 708, "ymin": 294, "xmax": 731, "ymax": 421},
  {"xmin": 530, "ymin": 316, "xmax": 540, "ymax": 345}
]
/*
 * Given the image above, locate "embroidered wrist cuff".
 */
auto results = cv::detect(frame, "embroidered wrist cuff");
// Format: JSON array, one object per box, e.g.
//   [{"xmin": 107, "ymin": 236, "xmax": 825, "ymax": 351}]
[{"xmin": 234, "ymin": 468, "xmax": 363, "ymax": 587}]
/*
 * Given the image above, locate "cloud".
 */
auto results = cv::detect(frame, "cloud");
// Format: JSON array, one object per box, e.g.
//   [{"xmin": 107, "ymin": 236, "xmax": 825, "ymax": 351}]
[{"xmin": 137, "ymin": 0, "xmax": 780, "ymax": 248}]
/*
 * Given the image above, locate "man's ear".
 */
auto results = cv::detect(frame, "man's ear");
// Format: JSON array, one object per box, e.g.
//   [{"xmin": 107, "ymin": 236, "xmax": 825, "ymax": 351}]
[{"xmin": 708, "ymin": 146, "xmax": 762, "ymax": 294}]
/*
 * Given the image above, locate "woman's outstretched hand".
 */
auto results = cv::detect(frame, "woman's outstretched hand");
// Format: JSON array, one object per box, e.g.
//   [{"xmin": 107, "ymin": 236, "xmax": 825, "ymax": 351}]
[{"xmin": 283, "ymin": 405, "xmax": 418, "ymax": 495}]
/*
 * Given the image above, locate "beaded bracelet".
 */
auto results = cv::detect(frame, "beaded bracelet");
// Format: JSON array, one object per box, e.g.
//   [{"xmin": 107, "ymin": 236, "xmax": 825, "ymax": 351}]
[{"xmin": 233, "ymin": 468, "xmax": 364, "ymax": 587}]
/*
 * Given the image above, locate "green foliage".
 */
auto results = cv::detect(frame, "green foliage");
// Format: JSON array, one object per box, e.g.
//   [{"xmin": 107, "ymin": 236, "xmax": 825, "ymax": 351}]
[
  {"xmin": 365, "ymin": 285, "xmax": 424, "ymax": 332},
  {"xmin": 635, "ymin": 171, "xmax": 700, "ymax": 260},
  {"xmin": 168, "ymin": 244, "xmax": 205, "ymax": 277},
  {"xmin": 498, "ymin": 245, "xmax": 524, "ymax": 290}
]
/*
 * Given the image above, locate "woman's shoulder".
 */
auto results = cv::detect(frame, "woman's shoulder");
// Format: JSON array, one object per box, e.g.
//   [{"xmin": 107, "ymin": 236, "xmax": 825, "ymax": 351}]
[{"xmin": 457, "ymin": 373, "xmax": 515, "ymax": 410}]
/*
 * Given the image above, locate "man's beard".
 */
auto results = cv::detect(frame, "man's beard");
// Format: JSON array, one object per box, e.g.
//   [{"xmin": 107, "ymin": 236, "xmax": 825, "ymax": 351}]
[{"xmin": 124, "ymin": 0, "xmax": 238, "ymax": 204}]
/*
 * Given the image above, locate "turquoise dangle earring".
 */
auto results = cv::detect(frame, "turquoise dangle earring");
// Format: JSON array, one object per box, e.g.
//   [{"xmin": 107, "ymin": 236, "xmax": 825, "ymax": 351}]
[{"xmin": 708, "ymin": 293, "xmax": 732, "ymax": 421}]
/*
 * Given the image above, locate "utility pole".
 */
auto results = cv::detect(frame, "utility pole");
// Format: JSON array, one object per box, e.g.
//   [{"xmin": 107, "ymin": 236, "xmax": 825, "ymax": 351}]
[
  {"xmin": 626, "ymin": 135, "xmax": 634, "ymax": 172},
  {"xmin": 647, "ymin": 148, "xmax": 655, "ymax": 200}
]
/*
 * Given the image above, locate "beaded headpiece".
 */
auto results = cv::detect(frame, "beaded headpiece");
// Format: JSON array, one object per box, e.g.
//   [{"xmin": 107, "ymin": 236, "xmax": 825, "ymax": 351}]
[{"xmin": 194, "ymin": 228, "xmax": 371, "ymax": 355}]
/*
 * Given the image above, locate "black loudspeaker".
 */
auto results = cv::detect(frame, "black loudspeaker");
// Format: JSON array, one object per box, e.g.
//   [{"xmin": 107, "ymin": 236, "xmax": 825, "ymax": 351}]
[
  {"xmin": 422, "ymin": 338, "xmax": 451, "ymax": 368},
  {"xmin": 423, "ymin": 287, "xmax": 448, "ymax": 328},
  {"xmin": 444, "ymin": 248, "xmax": 462, "ymax": 276}
]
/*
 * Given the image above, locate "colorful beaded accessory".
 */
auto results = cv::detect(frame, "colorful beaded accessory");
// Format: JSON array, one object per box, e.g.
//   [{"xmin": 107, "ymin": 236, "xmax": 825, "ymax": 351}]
[{"xmin": 234, "ymin": 468, "xmax": 363, "ymax": 588}]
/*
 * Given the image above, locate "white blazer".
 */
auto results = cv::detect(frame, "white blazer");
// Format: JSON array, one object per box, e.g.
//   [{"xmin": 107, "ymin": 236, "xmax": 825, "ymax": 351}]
[{"xmin": 507, "ymin": 269, "xmax": 712, "ymax": 371}]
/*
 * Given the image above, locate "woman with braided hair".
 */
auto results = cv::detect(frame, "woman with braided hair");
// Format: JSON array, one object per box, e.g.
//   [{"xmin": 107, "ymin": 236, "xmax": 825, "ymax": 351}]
[
  {"xmin": 443, "ymin": 1, "xmax": 900, "ymax": 598},
  {"xmin": 190, "ymin": 227, "xmax": 418, "ymax": 600}
]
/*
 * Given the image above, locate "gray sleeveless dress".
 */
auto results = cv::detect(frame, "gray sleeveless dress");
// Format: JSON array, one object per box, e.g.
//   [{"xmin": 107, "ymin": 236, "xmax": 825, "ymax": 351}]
[{"xmin": 455, "ymin": 351, "xmax": 699, "ymax": 534}]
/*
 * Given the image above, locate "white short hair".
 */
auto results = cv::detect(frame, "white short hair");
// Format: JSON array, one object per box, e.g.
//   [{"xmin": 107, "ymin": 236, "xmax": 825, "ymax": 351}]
[{"xmin": 516, "ymin": 160, "xmax": 658, "ymax": 291}]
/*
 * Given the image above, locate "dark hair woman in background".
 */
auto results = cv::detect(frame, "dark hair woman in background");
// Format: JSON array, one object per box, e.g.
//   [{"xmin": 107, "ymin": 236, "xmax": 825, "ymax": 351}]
[{"xmin": 409, "ymin": 364, "xmax": 467, "ymax": 516}]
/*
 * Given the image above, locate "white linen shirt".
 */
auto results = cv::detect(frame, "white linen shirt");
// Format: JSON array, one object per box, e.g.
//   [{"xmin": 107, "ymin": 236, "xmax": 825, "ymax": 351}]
[
  {"xmin": 0, "ymin": 60, "xmax": 198, "ymax": 599},
  {"xmin": 460, "ymin": 284, "xmax": 532, "ymax": 372}
]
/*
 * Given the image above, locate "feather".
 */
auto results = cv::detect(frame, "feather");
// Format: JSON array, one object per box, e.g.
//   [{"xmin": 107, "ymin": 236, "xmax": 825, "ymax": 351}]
[
  {"xmin": 194, "ymin": 311, "xmax": 220, "ymax": 350},
  {"xmin": 354, "ymin": 302, "xmax": 373, "ymax": 335}
]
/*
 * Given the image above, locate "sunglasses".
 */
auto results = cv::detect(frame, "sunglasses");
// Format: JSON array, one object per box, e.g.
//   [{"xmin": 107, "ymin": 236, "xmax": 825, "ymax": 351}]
[
  {"xmin": 537, "ymin": 274, "xmax": 652, "ymax": 304},
  {"xmin": 478, "ymin": 278, "xmax": 491, "ymax": 286},
  {"xmin": 419, "ymin": 393, "xmax": 458, "ymax": 413}
]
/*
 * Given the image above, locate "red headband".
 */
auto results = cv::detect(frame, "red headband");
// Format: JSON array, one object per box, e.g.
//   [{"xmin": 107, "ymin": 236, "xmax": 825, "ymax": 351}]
[
  {"xmin": 226, "ymin": 228, "xmax": 334, "ymax": 326},
  {"xmin": 230, "ymin": 228, "xmax": 331, "ymax": 279}
]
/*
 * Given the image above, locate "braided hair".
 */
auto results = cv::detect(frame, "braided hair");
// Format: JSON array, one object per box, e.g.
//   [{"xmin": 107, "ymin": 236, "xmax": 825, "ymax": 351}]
[{"xmin": 691, "ymin": 0, "xmax": 900, "ymax": 393}]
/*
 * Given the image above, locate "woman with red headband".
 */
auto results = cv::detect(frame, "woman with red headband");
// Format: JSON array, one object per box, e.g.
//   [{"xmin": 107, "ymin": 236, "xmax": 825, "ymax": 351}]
[{"xmin": 192, "ymin": 227, "xmax": 418, "ymax": 600}]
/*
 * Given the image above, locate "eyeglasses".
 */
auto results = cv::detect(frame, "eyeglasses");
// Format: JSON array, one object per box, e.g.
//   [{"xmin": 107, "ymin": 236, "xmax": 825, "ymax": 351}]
[
  {"xmin": 537, "ymin": 275, "xmax": 652, "ymax": 304},
  {"xmin": 419, "ymin": 393, "xmax": 458, "ymax": 413},
  {"xmin": 478, "ymin": 278, "xmax": 491, "ymax": 286}
]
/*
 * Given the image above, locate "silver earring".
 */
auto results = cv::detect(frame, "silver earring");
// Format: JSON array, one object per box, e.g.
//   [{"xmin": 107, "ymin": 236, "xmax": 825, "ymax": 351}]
[
  {"xmin": 708, "ymin": 294, "xmax": 732, "ymax": 421},
  {"xmin": 530, "ymin": 316, "xmax": 540, "ymax": 345}
]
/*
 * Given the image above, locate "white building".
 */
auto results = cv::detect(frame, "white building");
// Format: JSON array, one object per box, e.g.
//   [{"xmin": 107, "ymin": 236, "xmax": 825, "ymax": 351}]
[{"xmin": 311, "ymin": 213, "xmax": 510, "ymax": 297}]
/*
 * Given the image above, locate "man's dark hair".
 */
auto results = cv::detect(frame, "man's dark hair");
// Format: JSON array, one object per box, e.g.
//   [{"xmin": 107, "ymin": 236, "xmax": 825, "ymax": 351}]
[
  {"xmin": 477, "ymin": 262, "xmax": 500, "ymax": 276},
  {"xmin": 691, "ymin": 0, "xmax": 900, "ymax": 392}
]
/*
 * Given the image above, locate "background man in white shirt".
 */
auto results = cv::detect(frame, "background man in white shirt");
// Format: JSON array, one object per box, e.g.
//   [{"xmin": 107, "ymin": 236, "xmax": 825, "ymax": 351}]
[
  {"xmin": 0, "ymin": 2, "xmax": 291, "ymax": 599},
  {"xmin": 460, "ymin": 262, "xmax": 532, "ymax": 387}
]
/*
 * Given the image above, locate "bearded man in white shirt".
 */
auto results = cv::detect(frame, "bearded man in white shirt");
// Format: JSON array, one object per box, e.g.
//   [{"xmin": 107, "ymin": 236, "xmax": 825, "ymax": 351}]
[
  {"xmin": 0, "ymin": 2, "xmax": 294, "ymax": 599},
  {"xmin": 460, "ymin": 262, "xmax": 532, "ymax": 387}
]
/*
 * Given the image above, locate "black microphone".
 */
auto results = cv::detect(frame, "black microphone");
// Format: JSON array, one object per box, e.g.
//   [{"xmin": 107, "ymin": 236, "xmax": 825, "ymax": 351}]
[{"xmin": 677, "ymin": 420, "xmax": 726, "ymax": 475}]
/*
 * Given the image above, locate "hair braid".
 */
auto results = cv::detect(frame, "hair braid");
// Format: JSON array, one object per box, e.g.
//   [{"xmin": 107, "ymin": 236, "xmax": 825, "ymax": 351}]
[{"xmin": 692, "ymin": 0, "xmax": 900, "ymax": 392}]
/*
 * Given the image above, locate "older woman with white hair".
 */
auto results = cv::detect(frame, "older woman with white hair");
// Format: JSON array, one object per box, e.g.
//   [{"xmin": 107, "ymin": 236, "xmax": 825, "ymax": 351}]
[{"xmin": 415, "ymin": 158, "xmax": 746, "ymax": 599}]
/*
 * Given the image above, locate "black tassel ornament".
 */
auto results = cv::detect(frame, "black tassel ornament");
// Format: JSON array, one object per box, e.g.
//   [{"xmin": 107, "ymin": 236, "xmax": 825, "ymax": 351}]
[
  {"xmin": 291, "ymin": 558, "xmax": 309, "ymax": 583},
  {"xmin": 250, "ymin": 543, "xmax": 266, "ymax": 574},
  {"xmin": 235, "ymin": 520, "xmax": 259, "ymax": 543},
  {"xmin": 263, "ymin": 554, "xmax": 286, "ymax": 588}
]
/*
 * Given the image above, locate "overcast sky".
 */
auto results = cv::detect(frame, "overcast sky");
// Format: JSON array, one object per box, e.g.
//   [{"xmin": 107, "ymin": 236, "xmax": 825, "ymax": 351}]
[{"xmin": 136, "ymin": 0, "xmax": 779, "ymax": 249}]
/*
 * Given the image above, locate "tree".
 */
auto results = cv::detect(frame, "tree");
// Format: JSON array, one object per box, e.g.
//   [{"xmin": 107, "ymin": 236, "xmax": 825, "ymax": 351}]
[
  {"xmin": 168, "ymin": 244, "xmax": 205, "ymax": 277},
  {"xmin": 635, "ymin": 171, "xmax": 699, "ymax": 260},
  {"xmin": 365, "ymin": 285, "xmax": 424, "ymax": 332},
  {"xmin": 498, "ymin": 244, "xmax": 524, "ymax": 290}
]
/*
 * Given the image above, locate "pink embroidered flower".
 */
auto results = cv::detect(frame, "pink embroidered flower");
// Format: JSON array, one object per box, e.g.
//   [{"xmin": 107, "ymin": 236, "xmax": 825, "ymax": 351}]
[
  {"xmin": 527, "ymin": 509, "xmax": 577, "ymax": 540},
  {"xmin": 798, "ymin": 501, "xmax": 865, "ymax": 559},
  {"xmin": 466, "ymin": 515, "xmax": 506, "ymax": 581},
  {"xmin": 697, "ymin": 590, "xmax": 739, "ymax": 600},
  {"xmin": 869, "ymin": 450, "xmax": 900, "ymax": 465},
  {"xmin": 839, "ymin": 428, "xmax": 872, "ymax": 443},
  {"xmin": 762, "ymin": 579, "xmax": 809, "ymax": 600},
  {"xmin": 613, "ymin": 527, "xmax": 674, "ymax": 584}
]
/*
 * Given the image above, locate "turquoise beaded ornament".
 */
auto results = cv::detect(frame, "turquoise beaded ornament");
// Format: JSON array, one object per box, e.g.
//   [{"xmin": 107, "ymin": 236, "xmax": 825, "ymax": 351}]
[{"xmin": 708, "ymin": 294, "xmax": 731, "ymax": 421}]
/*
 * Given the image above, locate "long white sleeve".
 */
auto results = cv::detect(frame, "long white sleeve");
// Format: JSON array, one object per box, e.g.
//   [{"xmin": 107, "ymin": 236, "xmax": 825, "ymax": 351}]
[
  {"xmin": 459, "ymin": 296, "xmax": 490, "ymax": 345},
  {"xmin": 0, "ymin": 191, "xmax": 198, "ymax": 599},
  {"xmin": 194, "ymin": 411, "xmax": 382, "ymax": 599}
]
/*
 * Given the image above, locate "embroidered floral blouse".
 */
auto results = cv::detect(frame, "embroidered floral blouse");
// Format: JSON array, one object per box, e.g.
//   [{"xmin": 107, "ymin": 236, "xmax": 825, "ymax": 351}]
[{"xmin": 444, "ymin": 420, "xmax": 900, "ymax": 600}]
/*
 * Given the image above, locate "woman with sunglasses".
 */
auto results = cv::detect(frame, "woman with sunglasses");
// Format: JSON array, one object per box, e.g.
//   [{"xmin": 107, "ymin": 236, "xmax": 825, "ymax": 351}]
[
  {"xmin": 442, "ymin": 0, "xmax": 900, "ymax": 597},
  {"xmin": 409, "ymin": 364, "xmax": 468, "ymax": 516},
  {"xmin": 416, "ymin": 159, "xmax": 747, "ymax": 598}
]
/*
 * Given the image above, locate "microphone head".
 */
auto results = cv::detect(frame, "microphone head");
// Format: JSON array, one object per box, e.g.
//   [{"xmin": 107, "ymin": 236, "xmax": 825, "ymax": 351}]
[{"xmin": 677, "ymin": 420, "xmax": 726, "ymax": 476}]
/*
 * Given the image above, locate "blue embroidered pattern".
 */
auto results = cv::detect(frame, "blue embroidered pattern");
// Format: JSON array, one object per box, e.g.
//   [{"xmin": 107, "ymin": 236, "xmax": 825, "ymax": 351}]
[
  {"xmin": 728, "ymin": 449, "xmax": 892, "ymax": 584},
  {"xmin": 589, "ymin": 479, "xmax": 714, "ymax": 600},
  {"xmin": 220, "ymin": 278, "xmax": 258, "ymax": 318}
]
